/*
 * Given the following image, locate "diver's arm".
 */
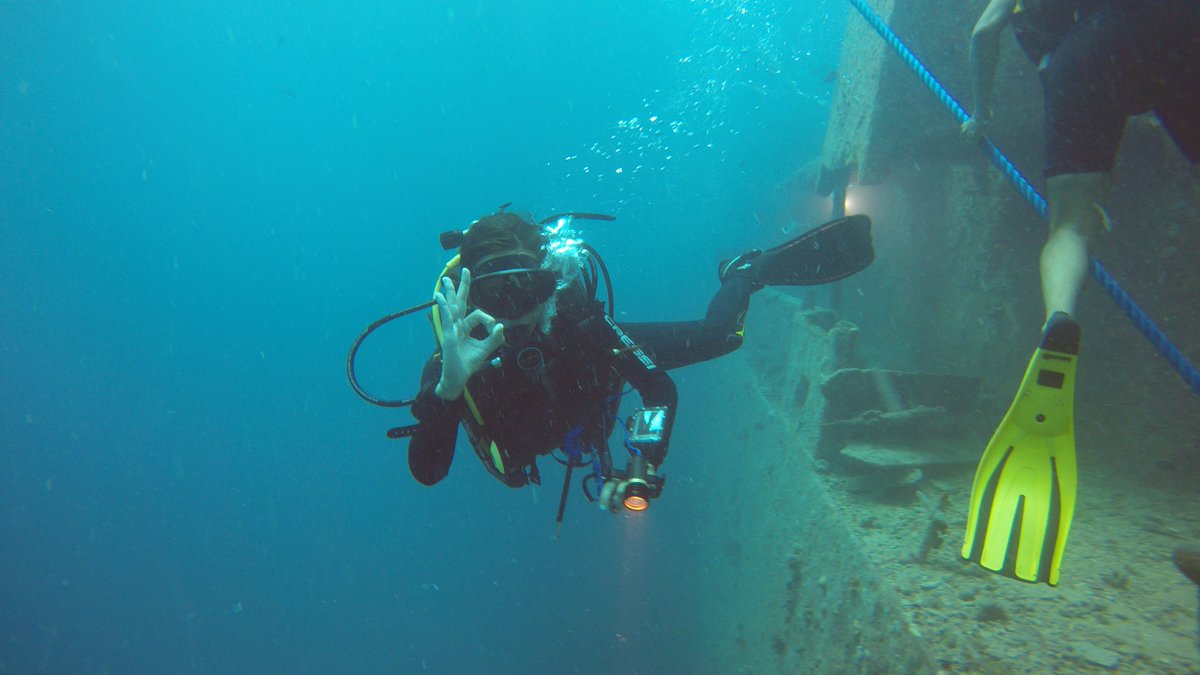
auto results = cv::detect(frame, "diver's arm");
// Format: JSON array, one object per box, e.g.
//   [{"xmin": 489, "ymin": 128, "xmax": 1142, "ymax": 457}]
[
  {"xmin": 618, "ymin": 363, "xmax": 677, "ymax": 467},
  {"xmin": 585, "ymin": 312, "xmax": 678, "ymax": 466},
  {"xmin": 574, "ymin": 309, "xmax": 679, "ymax": 512},
  {"xmin": 410, "ymin": 355, "xmax": 463, "ymax": 485},
  {"xmin": 964, "ymin": 0, "xmax": 1016, "ymax": 137}
]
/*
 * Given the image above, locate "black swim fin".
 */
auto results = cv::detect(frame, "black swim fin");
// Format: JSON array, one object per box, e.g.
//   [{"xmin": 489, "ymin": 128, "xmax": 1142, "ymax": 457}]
[{"xmin": 719, "ymin": 215, "xmax": 875, "ymax": 286}]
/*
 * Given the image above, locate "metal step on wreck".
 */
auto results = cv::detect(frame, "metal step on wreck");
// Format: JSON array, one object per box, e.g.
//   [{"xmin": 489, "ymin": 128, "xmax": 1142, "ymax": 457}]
[{"xmin": 818, "ymin": 367, "xmax": 982, "ymax": 501}]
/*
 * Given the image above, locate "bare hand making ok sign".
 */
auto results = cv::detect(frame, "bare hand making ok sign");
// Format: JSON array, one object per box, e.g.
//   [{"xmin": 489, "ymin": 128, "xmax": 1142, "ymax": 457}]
[{"xmin": 432, "ymin": 268, "xmax": 507, "ymax": 400}]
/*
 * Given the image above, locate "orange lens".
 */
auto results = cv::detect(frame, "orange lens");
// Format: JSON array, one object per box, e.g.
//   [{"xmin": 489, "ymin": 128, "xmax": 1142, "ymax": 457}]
[{"xmin": 623, "ymin": 495, "xmax": 649, "ymax": 512}]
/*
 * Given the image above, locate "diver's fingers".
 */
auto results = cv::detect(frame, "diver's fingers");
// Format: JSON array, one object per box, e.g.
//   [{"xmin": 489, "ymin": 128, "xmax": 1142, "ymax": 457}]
[
  {"xmin": 439, "ymin": 277, "xmax": 459, "ymax": 314},
  {"xmin": 598, "ymin": 479, "xmax": 627, "ymax": 513},
  {"xmin": 434, "ymin": 291, "xmax": 454, "ymax": 332},
  {"xmin": 599, "ymin": 480, "xmax": 618, "ymax": 511},
  {"xmin": 479, "ymin": 322, "xmax": 505, "ymax": 354},
  {"xmin": 457, "ymin": 268, "xmax": 473, "ymax": 315},
  {"xmin": 461, "ymin": 308, "xmax": 495, "ymax": 334},
  {"xmin": 477, "ymin": 310, "xmax": 497, "ymax": 335}
]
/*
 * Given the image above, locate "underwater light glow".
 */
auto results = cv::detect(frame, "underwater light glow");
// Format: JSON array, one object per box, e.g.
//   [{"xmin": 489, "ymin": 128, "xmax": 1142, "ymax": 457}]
[{"xmin": 623, "ymin": 495, "xmax": 649, "ymax": 512}]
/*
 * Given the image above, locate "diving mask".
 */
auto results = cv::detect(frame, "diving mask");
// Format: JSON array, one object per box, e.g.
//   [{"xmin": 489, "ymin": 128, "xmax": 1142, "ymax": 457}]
[{"xmin": 470, "ymin": 252, "xmax": 558, "ymax": 319}]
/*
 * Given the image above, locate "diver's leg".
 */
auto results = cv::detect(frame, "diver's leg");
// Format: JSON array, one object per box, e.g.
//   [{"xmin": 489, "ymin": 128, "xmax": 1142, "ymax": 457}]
[
  {"xmin": 1036, "ymin": 6, "xmax": 1128, "ymax": 320},
  {"xmin": 623, "ymin": 276, "xmax": 757, "ymax": 370},
  {"xmin": 1041, "ymin": 173, "xmax": 1109, "ymax": 319}
]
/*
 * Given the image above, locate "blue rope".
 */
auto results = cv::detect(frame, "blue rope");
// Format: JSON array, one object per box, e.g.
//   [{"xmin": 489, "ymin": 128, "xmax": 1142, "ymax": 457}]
[{"xmin": 847, "ymin": 0, "xmax": 1200, "ymax": 396}]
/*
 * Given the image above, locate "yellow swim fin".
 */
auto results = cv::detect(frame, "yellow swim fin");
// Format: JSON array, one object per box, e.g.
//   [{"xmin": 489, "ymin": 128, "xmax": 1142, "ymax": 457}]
[{"xmin": 962, "ymin": 312, "xmax": 1080, "ymax": 585}]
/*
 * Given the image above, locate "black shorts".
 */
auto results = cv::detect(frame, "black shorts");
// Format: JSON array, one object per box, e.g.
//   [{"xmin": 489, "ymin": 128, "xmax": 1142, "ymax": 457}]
[{"xmin": 1040, "ymin": 0, "xmax": 1200, "ymax": 178}]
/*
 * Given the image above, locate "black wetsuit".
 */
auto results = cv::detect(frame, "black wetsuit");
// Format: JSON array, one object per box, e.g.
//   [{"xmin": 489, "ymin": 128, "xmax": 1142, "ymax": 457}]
[
  {"xmin": 408, "ymin": 275, "xmax": 757, "ymax": 487},
  {"xmin": 1015, "ymin": 0, "xmax": 1200, "ymax": 177}
]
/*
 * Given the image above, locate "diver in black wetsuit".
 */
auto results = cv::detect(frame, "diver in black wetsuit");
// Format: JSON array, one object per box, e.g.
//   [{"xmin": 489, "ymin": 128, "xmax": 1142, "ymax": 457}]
[{"xmin": 405, "ymin": 209, "xmax": 873, "ymax": 513}]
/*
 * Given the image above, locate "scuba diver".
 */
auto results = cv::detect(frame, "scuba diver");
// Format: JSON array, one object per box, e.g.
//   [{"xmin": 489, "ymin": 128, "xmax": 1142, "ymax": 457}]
[{"xmin": 348, "ymin": 207, "xmax": 874, "ymax": 526}]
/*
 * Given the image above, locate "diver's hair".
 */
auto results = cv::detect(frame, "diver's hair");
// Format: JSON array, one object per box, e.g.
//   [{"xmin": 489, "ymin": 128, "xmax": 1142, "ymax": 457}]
[{"xmin": 459, "ymin": 212, "xmax": 545, "ymax": 270}]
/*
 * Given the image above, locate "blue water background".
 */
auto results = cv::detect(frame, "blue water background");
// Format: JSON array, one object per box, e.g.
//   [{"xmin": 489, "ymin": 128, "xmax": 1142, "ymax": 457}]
[{"xmin": 1, "ymin": 2, "xmax": 846, "ymax": 672}]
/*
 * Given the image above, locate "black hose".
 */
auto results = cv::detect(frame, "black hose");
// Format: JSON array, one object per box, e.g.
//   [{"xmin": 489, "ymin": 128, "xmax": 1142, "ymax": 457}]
[
  {"xmin": 581, "ymin": 473, "xmax": 598, "ymax": 503},
  {"xmin": 582, "ymin": 243, "xmax": 614, "ymax": 318},
  {"xmin": 540, "ymin": 212, "xmax": 616, "ymax": 224},
  {"xmin": 553, "ymin": 462, "xmax": 575, "ymax": 541},
  {"xmin": 345, "ymin": 300, "xmax": 435, "ymax": 407}
]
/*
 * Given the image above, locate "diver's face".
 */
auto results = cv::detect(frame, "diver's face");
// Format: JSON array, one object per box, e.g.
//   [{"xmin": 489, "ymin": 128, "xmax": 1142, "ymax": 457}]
[
  {"xmin": 503, "ymin": 303, "xmax": 545, "ymax": 325},
  {"xmin": 500, "ymin": 303, "xmax": 547, "ymax": 343}
]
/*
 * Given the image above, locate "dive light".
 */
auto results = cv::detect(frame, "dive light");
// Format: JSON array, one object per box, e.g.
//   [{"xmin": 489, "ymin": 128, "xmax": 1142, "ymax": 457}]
[
  {"xmin": 620, "ymin": 407, "xmax": 668, "ymax": 511},
  {"xmin": 620, "ymin": 454, "xmax": 664, "ymax": 512}
]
